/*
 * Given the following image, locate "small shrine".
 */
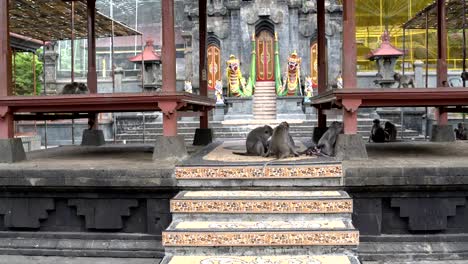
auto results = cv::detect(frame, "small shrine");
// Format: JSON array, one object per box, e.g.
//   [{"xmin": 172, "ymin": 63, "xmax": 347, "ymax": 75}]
[
  {"xmin": 129, "ymin": 39, "xmax": 162, "ymax": 91},
  {"xmin": 368, "ymin": 30, "xmax": 404, "ymax": 88}
]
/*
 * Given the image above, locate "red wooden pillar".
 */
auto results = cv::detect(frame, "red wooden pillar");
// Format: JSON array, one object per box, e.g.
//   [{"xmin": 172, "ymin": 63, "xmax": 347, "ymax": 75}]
[
  {"xmin": 342, "ymin": 0, "xmax": 358, "ymax": 134},
  {"xmin": 199, "ymin": 0, "xmax": 209, "ymax": 129},
  {"xmin": 0, "ymin": 0, "xmax": 13, "ymax": 139},
  {"xmin": 436, "ymin": 0, "xmax": 448, "ymax": 125},
  {"xmin": 162, "ymin": 0, "xmax": 178, "ymax": 136},
  {"xmin": 317, "ymin": 0, "xmax": 327, "ymax": 128}
]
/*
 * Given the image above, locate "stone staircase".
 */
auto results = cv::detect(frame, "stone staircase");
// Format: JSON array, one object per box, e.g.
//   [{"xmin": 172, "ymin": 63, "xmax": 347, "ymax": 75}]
[
  {"xmin": 116, "ymin": 119, "xmax": 423, "ymax": 144},
  {"xmin": 161, "ymin": 163, "xmax": 361, "ymax": 264},
  {"xmin": 253, "ymin": 81, "xmax": 277, "ymax": 120}
]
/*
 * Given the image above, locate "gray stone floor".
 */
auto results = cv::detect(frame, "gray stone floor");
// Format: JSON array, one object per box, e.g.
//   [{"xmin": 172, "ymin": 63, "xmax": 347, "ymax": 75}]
[{"xmin": 0, "ymin": 256, "xmax": 161, "ymax": 264}]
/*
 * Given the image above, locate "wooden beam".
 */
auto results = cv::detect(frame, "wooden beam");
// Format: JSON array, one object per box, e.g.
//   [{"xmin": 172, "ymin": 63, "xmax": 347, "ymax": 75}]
[{"xmin": 437, "ymin": 0, "xmax": 448, "ymax": 125}]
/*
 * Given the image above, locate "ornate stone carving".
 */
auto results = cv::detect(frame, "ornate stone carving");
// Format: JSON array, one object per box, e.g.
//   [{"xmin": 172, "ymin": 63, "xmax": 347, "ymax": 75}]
[
  {"xmin": 68, "ymin": 199, "xmax": 138, "ymax": 230},
  {"xmin": 224, "ymin": 0, "xmax": 241, "ymax": 10},
  {"xmin": 208, "ymin": 0, "xmax": 227, "ymax": 16},
  {"xmin": 271, "ymin": 10, "xmax": 284, "ymax": 24},
  {"xmin": 326, "ymin": 17, "xmax": 342, "ymax": 37},
  {"xmin": 391, "ymin": 198, "xmax": 466, "ymax": 231},
  {"xmin": 299, "ymin": 14, "xmax": 317, "ymax": 37},
  {"xmin": 0, "ymin": 198, "xmax": 54, "ymax": 229},
  {"xmin": 301, "ymin": 0, "xmax": 316, "ymax": 14}
]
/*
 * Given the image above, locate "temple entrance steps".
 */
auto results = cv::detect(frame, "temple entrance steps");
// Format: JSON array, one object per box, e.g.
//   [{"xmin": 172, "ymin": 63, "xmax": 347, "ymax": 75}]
[
  {"xmin": 161, "ymin": 190, "xmax": 360, "ymax": 264},
  {"xmin": 116, "ymin": 119, "xmax": 423, "ymax": 145},
  {"xmin": 253, "ymin": 81, "xmax": 277, "ymax": 120}
]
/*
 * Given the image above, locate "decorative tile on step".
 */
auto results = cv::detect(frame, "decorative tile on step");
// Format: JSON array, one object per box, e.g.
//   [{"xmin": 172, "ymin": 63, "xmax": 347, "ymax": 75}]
[
  {"xmin": 163, "ymin": 230, "xmax": 359, "ymax": 247},
  {"xmin": 175, "ymin": 164, "xmax": 342, "ymax": 179},
  {"xmin": 161, "ymin": 255, "xmax": 360, "ymax": 264}
]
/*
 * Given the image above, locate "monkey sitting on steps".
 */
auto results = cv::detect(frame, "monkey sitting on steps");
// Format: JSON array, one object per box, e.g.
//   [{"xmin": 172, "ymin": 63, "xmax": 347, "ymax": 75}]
[
  {"xmin": 233, "ymin": 125, "xmax": 273, "ymax": 156},
  {"xmin": 369, "ymin": 119, "xmax": 386, "ymax": 143},
  {"xmin": 60, "ymin": 82, "xmax": 89, "ymax": 95},
  {"xmin": 264, "ymin": 122, "xmax": 299, "ymax": 159}
]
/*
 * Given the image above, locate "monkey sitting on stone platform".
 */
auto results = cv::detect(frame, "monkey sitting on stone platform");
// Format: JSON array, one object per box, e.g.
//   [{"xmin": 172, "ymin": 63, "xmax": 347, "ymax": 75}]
[
  {"xmin": 303, "ymin": 121, "xmax": 343, "ymax": 157},
  {"xmin": 264, "ymin": 122, "xmax": 299, "ymax": 159},
  {"xmin": 455, "ymin": 123, "xmax": 468, "ymax": 140},
  {"xmin": 233, "ymin": 125, "xmax": 273, "ymax": 156},
  {"xmin": 384, "ymin": 121, "xmax": 397, "ymax": 142},
  {"xmin": 394, "ymin": 73, "xmax": 415, "ymax": 88},
  {"xmin": 369, "ymin": 119, "xmax": 386, "ymax": 143},
  {"xmin": 60, "ymin": 82, "xmax": 89, "ymax": 95}
]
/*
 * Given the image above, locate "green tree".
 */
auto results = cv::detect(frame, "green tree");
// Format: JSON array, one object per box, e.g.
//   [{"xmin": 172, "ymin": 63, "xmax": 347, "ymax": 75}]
[{"xmin": 12, "ymin": 50, "xmax": 43, "ymax": 96}]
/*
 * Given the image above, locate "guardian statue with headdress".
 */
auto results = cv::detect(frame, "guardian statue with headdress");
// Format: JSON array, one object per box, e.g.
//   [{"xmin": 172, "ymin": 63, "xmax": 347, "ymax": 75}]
[
  {"xmin": 226, "ymin": 55, "xmax": 252, "ymax": 97},
  {"xmin": 279, "ymin": 51, "xmax": 302, "ymax": 96}
]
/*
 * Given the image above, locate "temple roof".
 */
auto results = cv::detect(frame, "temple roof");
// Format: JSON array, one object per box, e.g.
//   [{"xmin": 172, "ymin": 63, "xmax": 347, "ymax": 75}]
[
  {"xmin": 368, "ymin": 30, "xmax": 404, "ymax": 60},
  {"xmin": 403, "ymin": 0, "xmax": 468, "ymax": 29},
  {"xmin": 129, "ymin": 39, "xmax": 161, "ymax": 63},
  {"xmin": 9, "ymin": 0, "xmax": 141, "ymax": 42}
]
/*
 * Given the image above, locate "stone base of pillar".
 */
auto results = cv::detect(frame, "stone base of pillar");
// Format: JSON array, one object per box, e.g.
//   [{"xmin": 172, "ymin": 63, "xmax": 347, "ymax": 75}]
[
  {"xmin": 81, "ymin": 129, "xmax": 105, "ymax": 146},
  {"xmin": 430, "ymin": 125, "xmax": 455, "ymax": 142},
  {"xmin": 0, "ymin": 138, "xmax": 26, "ymax": 163},
  {"xmin": 193, "ymin": 128, "xmax": 213, "ymax": 146},
  {"xmin": 312, "ymin": 127, "xmax": 329, "ymax": 144},
  {"xmin": 153, "ymin": 135, "xmax": 188, "ymax": 162},
  {"xmin": 334, "ymin": 134, "xmax": 368, "ymax": 161},
  {"xmin": 213, "ymin": 105, "xmax": 225, "ymax": 121}
]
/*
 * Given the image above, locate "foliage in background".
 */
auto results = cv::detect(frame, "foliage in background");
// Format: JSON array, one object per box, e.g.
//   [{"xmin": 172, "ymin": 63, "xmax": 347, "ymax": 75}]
[{"xmin": 12, "ymin": 50, "xmax": 43, "ymax": 96}]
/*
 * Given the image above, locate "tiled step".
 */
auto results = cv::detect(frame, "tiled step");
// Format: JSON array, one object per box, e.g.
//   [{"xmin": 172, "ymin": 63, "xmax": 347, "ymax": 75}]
[
  {"xmin": 163, "ymin": 220, "xmax": 358, "ymax": 247},
  {"xmin": 255, "ymin": 81, "xmax": 276, "ymax": 87},
  {"xmin": 175, "ymin": 164, "xmax": 343, "ymax": 187},
  {"xmin": 161, "ymin": 255, "xmax": 361, "ymax": 264},
  {"xmin": 170, "ymin": 190, "xmax": 353, "ymax": 221}
]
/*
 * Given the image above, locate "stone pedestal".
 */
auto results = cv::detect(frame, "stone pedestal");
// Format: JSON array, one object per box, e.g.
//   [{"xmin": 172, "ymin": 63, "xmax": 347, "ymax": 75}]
[
  {"xmin": 334, "ymin": 134, "xmax": 368, "ymax": 161},
  {"xmin": 0, "ymin": 138, "xmax": 26, "ymax": 163},
  {"xmin": 430, "ymin": 125, "xmax": 455, "ymax": 142},
  {"xmin": 193, "ymin": 128, "xmax": 214, "ymax": 146},
  {"xmin": 224, "ymin": 97, "xmax": 253, "ymax": 120},
  {"xmin": 213, "ymin": 105, "xmax": 225, "ymax": 121},
  {"xmin": 277, "ymin": 96, "xmax": 306, "ymax": 120},
  {"xmin": 81, "ymin": 129, "xmax": 105, "ymax": 146},
  {"xmin": 153, "ymin": 136, "xmax": 187, "ymax": 162}
]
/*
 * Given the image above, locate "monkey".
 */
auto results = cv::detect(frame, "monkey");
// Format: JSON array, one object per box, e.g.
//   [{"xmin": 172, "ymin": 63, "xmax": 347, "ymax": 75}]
[
  {"xmin": 454, "ymin": 123, "xmax": 468, "ymax": 140},
  {"xmin": 264, "ymin": 122, "xmax": 299, "ymax": 159},
  {"xmin": 394, "ymin": 73, "xmax": 415, "ymax": 88},
  {"xmin": 303, "ymin": 121, "xmax": 343, "ymax": 157},
  {"xmin": 369, "ymin": 119, "xmax": 386, "ymax": 143},
  {"xmin": 60, "ymin": 82, "xmax": 89, "ymax": 95},
  {"xmin": 233, "ymin": 125, "xmax": 273, "ymax": 156},
  {"xmin": 384, "ymin": 121, "xmax": 397, "ymax": 142}
]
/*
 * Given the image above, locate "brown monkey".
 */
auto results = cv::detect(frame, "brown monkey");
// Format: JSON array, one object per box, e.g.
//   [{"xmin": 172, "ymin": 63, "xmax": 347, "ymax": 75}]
[
  {"xmin": 304, "ymin": 121, "xmax": 343, "ymax": 157},
  {"xmin": 61, "ymin": 82, "xmax": 89, "ymax": 95},
  {"xmin": 394, "ymin": 73, "xmax": 415, "ymax": 88},
  {"xmin": 384, "ymin": 121, "xmax": 397, "ymax": 142},
  {"xmin": 369, "ymin": 119, "xmax": 386, "ymax": 143},
  {"xmin": 264, "ymin": 122, "xmax": 299, "ymax": 159},
  {"xmin": 233, "ymin": 125, "xmax": 273, "ymax": 156}
]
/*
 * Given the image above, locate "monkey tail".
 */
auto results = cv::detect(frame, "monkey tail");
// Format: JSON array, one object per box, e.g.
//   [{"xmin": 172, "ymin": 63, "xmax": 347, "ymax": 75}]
[
  {"xmin": 232, "ymin": 152, "xmax": 253, "ymax": 156},
  {"xmin": 262, "ymin": 158, "xmax": 280, "ymax": 175}
]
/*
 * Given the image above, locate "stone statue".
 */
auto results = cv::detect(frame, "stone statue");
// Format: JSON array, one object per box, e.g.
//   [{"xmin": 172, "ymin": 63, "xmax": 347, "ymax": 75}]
[
  {"xmin": 303, "ymin": 77, "xmax": 314, "ymax": 103},
  {"xmin": 214, "ymin": 80, "xmax": 224, "ymax": 105},
  {"xmin": 226, "ymin": 55, "xmax": 251, "ymax": 97},
  {"xmin": 184, "ymin": 81, "xmax": 193, "ymax": 93},
  {"xmin": 280, "ymin": 51, "xmax": 302, "ymax": 96}
]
